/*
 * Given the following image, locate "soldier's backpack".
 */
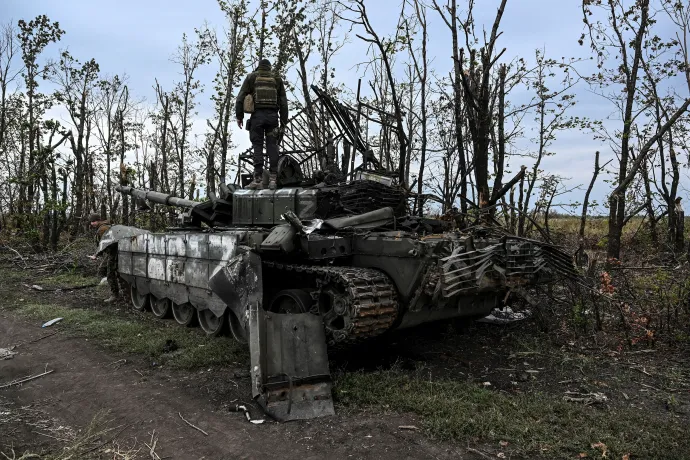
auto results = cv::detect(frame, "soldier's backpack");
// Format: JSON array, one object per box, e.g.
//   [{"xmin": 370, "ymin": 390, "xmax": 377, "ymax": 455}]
[{"xmin": 253, "ymin": 71, "xmax": 278, "ymax": 108}]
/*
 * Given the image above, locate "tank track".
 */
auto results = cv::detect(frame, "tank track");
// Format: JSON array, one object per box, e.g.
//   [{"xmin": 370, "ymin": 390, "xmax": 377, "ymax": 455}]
[{"xmin": 264, "ymin": 262, "xmax": 399, "ymax": 344}]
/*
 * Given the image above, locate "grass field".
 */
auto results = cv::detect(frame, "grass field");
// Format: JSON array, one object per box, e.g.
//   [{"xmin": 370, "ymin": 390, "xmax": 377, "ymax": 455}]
[
  {"xmin": 2, "ymin": 253, "xmax": 689, "ymax": 459},
  {"xmin": 335, "ymin": 369, "xmax": 689, "ymax": 459}
]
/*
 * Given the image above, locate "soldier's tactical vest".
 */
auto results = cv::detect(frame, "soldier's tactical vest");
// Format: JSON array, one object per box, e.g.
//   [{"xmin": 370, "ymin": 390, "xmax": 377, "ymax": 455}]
[
  {"xmin": 96, "ymin": 223, "xmax": 111, "ymax": 242},
  {"xmin": 254, "ymin": 71, "xmax": 278, "ymax": 108}
]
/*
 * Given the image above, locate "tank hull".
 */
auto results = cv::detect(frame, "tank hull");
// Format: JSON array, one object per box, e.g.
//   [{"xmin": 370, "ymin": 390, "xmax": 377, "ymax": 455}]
[{"xmin": 112, "ymin": 221, "xmax": 573, "ymax": 344}]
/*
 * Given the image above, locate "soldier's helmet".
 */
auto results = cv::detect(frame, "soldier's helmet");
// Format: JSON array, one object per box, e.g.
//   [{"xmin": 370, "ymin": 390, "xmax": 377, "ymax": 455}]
[{"xmin": 88, "ymin": 213, "xmax": 103, "ymax": 223}]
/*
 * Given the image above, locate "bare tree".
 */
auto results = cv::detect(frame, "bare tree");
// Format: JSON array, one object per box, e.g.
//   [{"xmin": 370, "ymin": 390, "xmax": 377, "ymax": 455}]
[
  {"xmin": 456, "ymin": 0, "xmax": 508, "ymax": 209},
  {"xmin": 579, "ymin": 151, "xmax": 610, "ymax": 242},
  {"xmin": 582, "ymin": 0, "xmax": 690, "ymax": 261},
  {"xmin": 94, "ymin": 74, "xmax": 128, "ymax": 218},
  {"xmin": 169, "ymin": 33, "xmax": 210, "ymax": 198},
  {"xmin": 517, "ymin": 49, "xmax": 580, "ymax": 236},
  {"xmin": 430, "ymin": 0, "xmax": 469, "ymax": 213},
  {"xmin": 17, "ymin": 15, "xmax": 64, "ymax": 215},
  {"xmin": 404, "ymin": 0, "xmax": 429, "ymax": 216},
  {"xmin": 52, "ymin": 51, "xmax": 100, "ymax": 229},
  {"xmin": 0, "ymin": 22, "xmax": 22, "ymax": 220},
  {"xmin": 153, "ymin": 80, "xmax": 172, "ymax": 194},
  {"xmin": 0, "ymin": 22, "xmax": 22, "ymax": 159},
  {"xmin": 200, "ymin": 0, "xmax": 251, "ymax": 193},
  {"xmin": 341, "ymin": 0, "xmax": 409, "ymax": 185}
]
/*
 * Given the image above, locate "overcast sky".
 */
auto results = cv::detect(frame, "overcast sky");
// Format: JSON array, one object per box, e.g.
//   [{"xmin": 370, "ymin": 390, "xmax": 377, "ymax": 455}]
[{"xmin": 4, "ymin": 0, "xmax": 689, "ymax": 212}]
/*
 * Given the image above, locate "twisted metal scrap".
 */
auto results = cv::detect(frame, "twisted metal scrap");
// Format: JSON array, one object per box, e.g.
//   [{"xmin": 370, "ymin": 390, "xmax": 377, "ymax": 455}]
[{"xmin": 440, "ymin": 236, "xmax": 578, "ymax": 297}]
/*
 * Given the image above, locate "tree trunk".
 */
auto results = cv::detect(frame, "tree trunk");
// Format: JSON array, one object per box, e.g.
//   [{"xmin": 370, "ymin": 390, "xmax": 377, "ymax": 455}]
[{"xmin": 580, "ymin": 151, "xmax": 601, "ymax": 240}]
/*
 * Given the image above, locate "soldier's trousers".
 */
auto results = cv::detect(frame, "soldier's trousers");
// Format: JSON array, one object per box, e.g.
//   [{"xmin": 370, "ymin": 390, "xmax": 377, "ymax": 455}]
[
  {"xmin": 105, "ymin": 247, "xmax": 120, "ymax": 297},
  {"xmin": 249, "ymin": 109, "xmax": 279, "ymax": 177}
]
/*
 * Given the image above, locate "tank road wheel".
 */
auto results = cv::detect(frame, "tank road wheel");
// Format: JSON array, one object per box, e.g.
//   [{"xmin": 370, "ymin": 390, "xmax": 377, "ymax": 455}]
[
  {"xmin": 172, "ymin": 302, "xmax": 197, "ymax": 327},
  {"xmin": 198, "ymin": 309, "xmax": 226, "ymax": 337},
  {"xmin": 130, "ymin": 285, "xmax": 149, "ymax": 312},
  {"xmin": 151, "ymin": 297, "xmax": 172, "ymax": 319},
  {"xmin": 227, "ymin": 310, "xmax": 248, "ymax": 343},
  {"xmin": 268, "ymin": 289, "xmax": 314, "ymax": 314}
]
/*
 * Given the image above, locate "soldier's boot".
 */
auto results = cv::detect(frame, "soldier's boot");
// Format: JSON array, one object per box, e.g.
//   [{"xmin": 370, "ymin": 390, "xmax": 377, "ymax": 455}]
[
  {"xmin": 104, "ymin": 296, "xmax": 117, "ymax": 304},
  {"xmin": 247, "ymin": 175, "xmax": 263, "ymax": 190},
  {"xmin": 268, "ymin": 172, "xmax": 278, "ymax": 190}
]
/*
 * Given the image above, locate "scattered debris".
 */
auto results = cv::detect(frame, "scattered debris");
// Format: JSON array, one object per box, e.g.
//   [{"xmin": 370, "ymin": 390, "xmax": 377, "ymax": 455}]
[
  {"xmin": 466, "ymin": 446, "xmax": 493, "ymax": 459},
  {"xmin": 162, "ymin": 339, "xmax": 178, "ymax": 353},
  {"xmin": 477, "ymin": 307, "xmax": 532, "ymax": 325},
  {"xmin": 42, "ymin": 318, "xmax": 63, "ymax": 328},
  {"xmin": 0, "ymin": 348, "xmax": 17, "ymax": 360},
  {"xmin": 23, "ymin": 331, "xmax": 59, "ymax": 346},
  {"xmin": 143, "ymin": 430, "xmax": 161, "ymax": 460},
  {"xmin": 398, "ymin": 425, "xmax": 418, "ymax": 431},
  {"xmin": 229, "ymin": 403, "xmax": 265, "ymax": 424},
  {"xmin": 108, "ymin": 359, "xmax": 126, "ymax": 367},
  {"xmin": 178, "ymin": 411, "xmax": 209, "ymax": 436},
  {"xmin": 639, "ymin": 382, "xmax": 663, "ymax": 392},
  {"xmin": 625, "ymin": 349, "xmax": 656, "ymax": 354},
  {"xmin": 591, "ymin": 442, "xmax": 608, "ymax": 457},
  {"xmin": 23, "ymin": 282, "xmax": 97, "ymax": 292},
  {"xmin": 0, "ymin": 369, "xmax": 55, "ymax": 389},
  {"xmin": 631, "ymin": 366, "xmax": 653, "ymax": 377},
  {"xmin": 563, "ymin": 391, "xmax": 608, "ymax": 405}
]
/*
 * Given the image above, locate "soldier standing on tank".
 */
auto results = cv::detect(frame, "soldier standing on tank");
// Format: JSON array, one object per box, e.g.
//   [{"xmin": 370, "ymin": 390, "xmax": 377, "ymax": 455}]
[
  {"xmin": 235, "ymin": 58, "xmax": 289, "ymax": 190},
  {"xmin": 89, "ymin": 213, "xmax": 121, "ymax": 303}
]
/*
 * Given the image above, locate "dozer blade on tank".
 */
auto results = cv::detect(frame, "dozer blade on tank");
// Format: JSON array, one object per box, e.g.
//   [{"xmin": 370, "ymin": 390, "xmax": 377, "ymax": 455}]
[{"xmin": 103, "ymin": 85, "xmax": 579, "ymax": 422}]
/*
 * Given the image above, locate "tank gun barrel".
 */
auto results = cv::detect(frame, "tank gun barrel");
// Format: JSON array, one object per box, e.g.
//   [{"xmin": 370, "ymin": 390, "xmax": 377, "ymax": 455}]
[{"xmin": 116, "ymin": 185, "xmax": 197, "ymax": 209}]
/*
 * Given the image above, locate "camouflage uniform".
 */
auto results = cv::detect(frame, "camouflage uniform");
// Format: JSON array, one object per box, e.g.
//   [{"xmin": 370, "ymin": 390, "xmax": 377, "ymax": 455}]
[
  {"xmin": 102, "ymin": 236, "xmax": 121, "ymax": 298},
  {"xmin": 235, "ymin": 59, "xmax": 289, "ymax": 182},
  {"xmin": 91, "ymin": 215, "xmax": 122, "ymax": 300}
]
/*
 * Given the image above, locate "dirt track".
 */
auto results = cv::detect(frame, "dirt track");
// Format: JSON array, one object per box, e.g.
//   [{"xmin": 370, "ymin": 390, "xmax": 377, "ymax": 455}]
[{"xmin": 0, "ymin": 313, "xmax": 466, "ymax": 459}]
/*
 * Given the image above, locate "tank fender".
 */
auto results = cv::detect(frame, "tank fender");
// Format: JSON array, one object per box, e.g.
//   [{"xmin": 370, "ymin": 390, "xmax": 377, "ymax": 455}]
[
  {"xmin": 97, "ymin": 225, "xmax": 150, "ymax": 255},
  {"xmin": 208, "ymin": 248, "xmax": 262, "ymax": 338}
]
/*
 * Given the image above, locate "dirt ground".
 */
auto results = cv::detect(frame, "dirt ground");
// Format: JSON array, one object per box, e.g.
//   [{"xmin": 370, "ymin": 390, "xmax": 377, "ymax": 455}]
[
  {"xmin": 0, "ymin": 263, "xmax": 468, "ymax": 460},
  {"xmin": 1, "ymin": 258, "xmax": 689, "ymax": 459},
  {"xmin": 1, "ymin": 314, "xmax": 473, "ymax": 460}
]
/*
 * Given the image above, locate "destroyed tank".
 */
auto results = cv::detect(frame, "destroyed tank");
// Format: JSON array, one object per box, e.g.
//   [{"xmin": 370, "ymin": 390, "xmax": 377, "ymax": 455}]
[
  {"xmin": 100, "ymin": 85, "xmax": 577, "ymax": 421},
  {"xmin": 112, "ymin": 180, "xmax": 575, "ymax": 344}
]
